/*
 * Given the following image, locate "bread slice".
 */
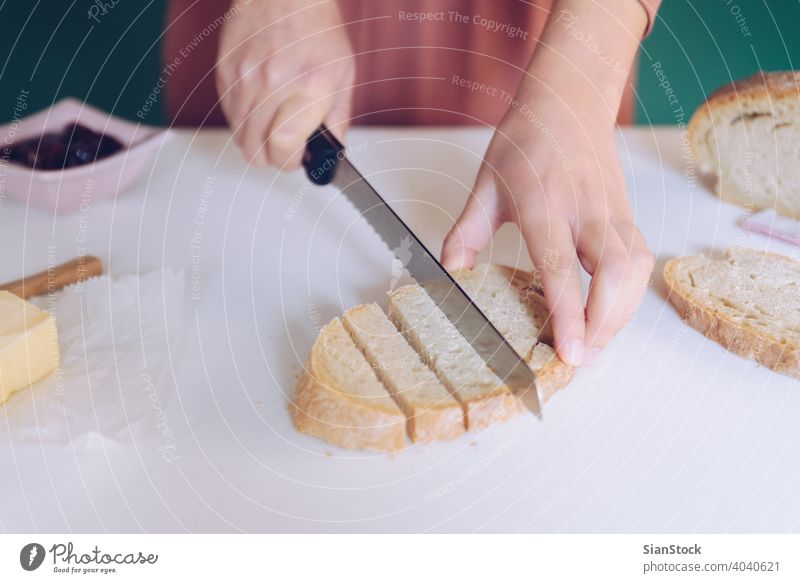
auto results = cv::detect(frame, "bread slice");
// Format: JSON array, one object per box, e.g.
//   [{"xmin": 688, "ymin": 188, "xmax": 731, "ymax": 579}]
[
  {"xmin": 290, "ymin": 317, "xmax": 406, "ymax": 453},
  {"xmin": 342, "ymin": 303, "xmax": 464, "ymax": 443},
  {"xmin": 664, "ymin": 246, "xmax": 800, "ymax": 378},
  {"xmin": 688, "ymin": 71, "xmax": 800, "ymax": 219}
]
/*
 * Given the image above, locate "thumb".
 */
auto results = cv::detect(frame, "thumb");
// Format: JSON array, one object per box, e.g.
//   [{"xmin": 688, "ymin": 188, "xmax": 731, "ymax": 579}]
[{"xmin": 440, "ymin": 169, "xmax": 502, "ymax": 272}]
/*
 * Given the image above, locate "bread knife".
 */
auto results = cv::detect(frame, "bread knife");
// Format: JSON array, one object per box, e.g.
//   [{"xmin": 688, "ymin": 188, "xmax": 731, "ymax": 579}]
[{"xmin": 303, "ymin": 124, "xmax": 542, "ymax": 417}]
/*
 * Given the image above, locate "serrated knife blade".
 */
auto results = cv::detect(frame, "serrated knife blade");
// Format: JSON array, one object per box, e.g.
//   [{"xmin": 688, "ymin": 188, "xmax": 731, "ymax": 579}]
[{"xmin": 303, "ymin": 125, "xmax": 541, "ymax": 417}]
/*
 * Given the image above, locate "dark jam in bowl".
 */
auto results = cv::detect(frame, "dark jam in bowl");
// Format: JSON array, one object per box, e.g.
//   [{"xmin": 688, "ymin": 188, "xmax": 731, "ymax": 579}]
[{"xmin": 7, "ymin": 123, "xmax": 124, "ymax": 170}]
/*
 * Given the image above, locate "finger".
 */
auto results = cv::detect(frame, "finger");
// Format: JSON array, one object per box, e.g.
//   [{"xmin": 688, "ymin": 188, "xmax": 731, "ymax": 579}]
[
  {"xmin": 215, "ymin": 51, "xmax": 243, "ymax": 121},
  {"xmin": 574, "ymin": 218, "xmax": 614, "ymax": 276},
  {"xmin": 612, "ymin": 219, "xmax": 654, "ymax": 308},
  {"xmin": 238, "ymin": 90, "xmax": 281, "ymax": 166},
  {"xmin": 218, "ymin": 61, "xmax": 286, "ymax": 162},
  {"xmin": 218, "ymin": 59, "xmax": 274, "ymax": 145},
  {"xmin": 576, "ymin": 221, "xmax": 629, "ymax": 363},
  {"xmin": 217, "ymin": 73, "xmax": 252, "ymax": 148},
  {"xmin": 521, "ymin": 216, "xmax": 585, "ymax": 366},
  {"xmin": 440, "ymin": 168, "xmax": 501, "ymax": 271},
  {"xmin": 267, "ymin": 91, "xmax": 333, "ymax": 169},
  {"xmin": 579, "ymin": 220, "xmax": 653, "ymax": 366}
]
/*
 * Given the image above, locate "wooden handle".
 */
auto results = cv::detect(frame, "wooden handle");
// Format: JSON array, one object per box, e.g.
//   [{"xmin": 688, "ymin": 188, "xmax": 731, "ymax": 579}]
[{"xmin": 0, "ymin": 256, "xmax": 103, "ymax": 299}]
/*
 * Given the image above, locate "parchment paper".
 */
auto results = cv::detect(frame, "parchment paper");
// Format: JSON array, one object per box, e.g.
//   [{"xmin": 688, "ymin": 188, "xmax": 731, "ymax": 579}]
[{"xmin": 0, "ymin": 269, "xmax": 186, "ymax": 451}]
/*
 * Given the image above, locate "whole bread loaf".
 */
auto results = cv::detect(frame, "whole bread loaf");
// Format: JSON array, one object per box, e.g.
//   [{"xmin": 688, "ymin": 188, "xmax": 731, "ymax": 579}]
[
  {"xmin": 290, "ymin": 264, "xmax": 575, "ymax": 452},
  {"xmin": 664, "ymin": 246, "xmax": 800, "ymax": 378},
  {"xmin": 688, "ymin": 71, "xmax": 800, "ymax": 219}
]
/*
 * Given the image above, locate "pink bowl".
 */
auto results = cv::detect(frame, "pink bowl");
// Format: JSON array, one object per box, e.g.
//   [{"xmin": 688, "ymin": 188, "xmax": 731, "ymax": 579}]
[{"xmin": 0, "ymin": 98, "xmax": 170, "ymax": 215}]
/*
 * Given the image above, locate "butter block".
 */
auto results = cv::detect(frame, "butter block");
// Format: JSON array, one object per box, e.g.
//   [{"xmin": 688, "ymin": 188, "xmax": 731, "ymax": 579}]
[{"xmin": 0, "ymin": 291, "xmax": 60, "ymax": 404}]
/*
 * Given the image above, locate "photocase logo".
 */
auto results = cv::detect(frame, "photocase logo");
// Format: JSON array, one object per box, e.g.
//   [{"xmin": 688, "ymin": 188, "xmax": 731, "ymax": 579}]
[
  {"xmin": 20, "ymin": 543, "xmax": 46, "ymax": 571},
  {"xmin": 390, "ymin": 236, "xmax": 413, "ymax": 291}
]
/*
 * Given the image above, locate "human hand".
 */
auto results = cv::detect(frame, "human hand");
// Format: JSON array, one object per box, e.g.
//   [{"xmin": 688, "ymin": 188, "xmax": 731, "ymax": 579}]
[
  {"xmin": 442, "ymin": 0, "xmax": 653, "ymax": 367},
  {"xmin": 441, "ymin": 90, "xmax": 653, "ymax": 367},
  {"xmin": 216, "ymin": 0, "xmax": 355, "ymax": 168}
]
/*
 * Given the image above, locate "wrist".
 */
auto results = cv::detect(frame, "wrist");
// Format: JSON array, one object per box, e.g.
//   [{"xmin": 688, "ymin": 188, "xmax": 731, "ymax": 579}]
[{"xmin": 516, "ymin": 0, "xmax": 645, "ymax": 123}]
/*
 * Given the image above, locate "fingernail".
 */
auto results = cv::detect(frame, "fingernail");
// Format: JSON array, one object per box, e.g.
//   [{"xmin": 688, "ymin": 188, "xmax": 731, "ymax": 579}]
[
  {"xmin": 441, "ymin": 251, "xmax": 463, "ymax": 272},
  {"xmin": 565, "ymin": 340, "xmax": 584, "ymax": 366},
  {"xmin": 582, "ymin": 347, "xmax": 601, "ymax": 367}
]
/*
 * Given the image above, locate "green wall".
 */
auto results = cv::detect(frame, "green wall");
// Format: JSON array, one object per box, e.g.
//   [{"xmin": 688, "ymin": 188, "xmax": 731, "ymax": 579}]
[
  {"xmin": 636, "ymin": 0, "xmax": 800, "ymax": 124},
  {"xmin": 1, "ymin": 1, "xmax": 798, "ymax": 127},
  {"xmin": 0, "ymin": 1, "xmax": 167, "ymax": 125}
]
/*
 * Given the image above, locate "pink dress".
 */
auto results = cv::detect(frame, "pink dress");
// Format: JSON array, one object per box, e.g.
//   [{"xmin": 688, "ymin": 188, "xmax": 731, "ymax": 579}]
[{"xmin": 163, "ymin": 0, "xmax": 658, "ymax": 127}]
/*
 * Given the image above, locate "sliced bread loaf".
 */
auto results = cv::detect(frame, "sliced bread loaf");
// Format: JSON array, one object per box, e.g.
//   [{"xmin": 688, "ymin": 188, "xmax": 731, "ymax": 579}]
[
  {"xmin": 688, "ymin": 71, "xmax": 800, "ymax": 219},
  {"xmin": 291, "ymin": 317, "xmax": 406, "ymax": 452},
  {"xmin": 292, "ymin": 264, "xmax": 576, "ymax": 452},
  {"xmin": 664, "ymin": 246, "xmax": 800, "ymax": 378},
  {"xmin": 342, "ymin": 303, "xmax": 464, "ymax": 442}
]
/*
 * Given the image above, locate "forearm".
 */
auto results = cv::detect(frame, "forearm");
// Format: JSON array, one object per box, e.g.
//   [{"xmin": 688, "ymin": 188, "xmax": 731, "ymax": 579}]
[{"xmin": 517, "ymin": 0, "xmax": 648, "ymax": 126}]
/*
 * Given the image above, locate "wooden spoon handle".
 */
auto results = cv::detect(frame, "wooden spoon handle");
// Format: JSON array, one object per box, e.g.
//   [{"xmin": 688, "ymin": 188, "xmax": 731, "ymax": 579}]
[{"xmin": 0, "ymin": 256, "xmax": 103, "ymax": 299}]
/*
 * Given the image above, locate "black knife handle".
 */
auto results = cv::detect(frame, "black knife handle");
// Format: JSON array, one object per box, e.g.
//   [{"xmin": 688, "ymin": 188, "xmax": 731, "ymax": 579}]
[{"xmin": 303, "ymin": 124, "xmax": 344, "ymax": 185}]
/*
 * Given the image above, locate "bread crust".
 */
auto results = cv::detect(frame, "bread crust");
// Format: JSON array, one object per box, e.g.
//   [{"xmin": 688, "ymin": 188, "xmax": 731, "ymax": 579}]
[
  {"xmin": 405, "ymin": 404, "xmax": 465, "ymax": 443},
  {"xmin": 664, "ymin": 251, "xmax": 800, "ymax": 378},
  {"xmin": 704, "ymin": 71, "xmax": 800, "ymax": 107},
  {"xmin": 462, "ymin": 390, "xmax": 525, "ymax": 431},
  {"xmin": 689, "ymin": 71, "xmax": 800, "ymax": 150}
]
